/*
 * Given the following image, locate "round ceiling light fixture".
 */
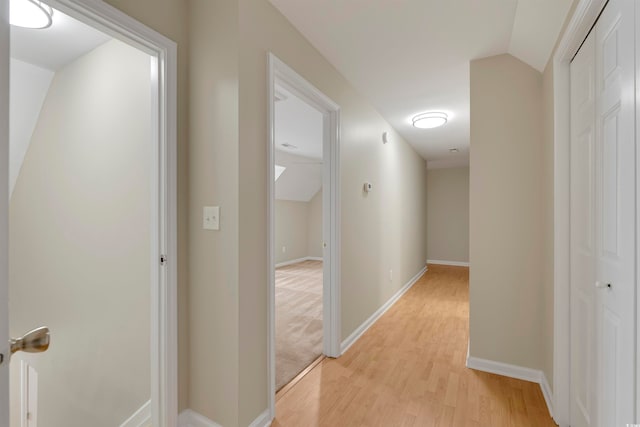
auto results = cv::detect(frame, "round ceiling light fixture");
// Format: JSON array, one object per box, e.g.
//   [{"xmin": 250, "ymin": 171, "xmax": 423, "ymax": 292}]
[
  {"xmin": 10, "ymin": 0, "xmax": 53, "ymax": 29},
  {"xmin": 412, "ymin": 112, "xmax": 448, "ymax": 129}
]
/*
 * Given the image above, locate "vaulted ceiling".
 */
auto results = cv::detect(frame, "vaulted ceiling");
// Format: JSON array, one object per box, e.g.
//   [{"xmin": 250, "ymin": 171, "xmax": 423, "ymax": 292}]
[{"xmin": 268, "ymin": 0, "xmax": 574, "ymax": 167}]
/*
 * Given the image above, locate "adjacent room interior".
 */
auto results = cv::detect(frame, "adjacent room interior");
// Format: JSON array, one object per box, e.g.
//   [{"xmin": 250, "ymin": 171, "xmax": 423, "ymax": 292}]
[
  {"xmin": 8, "ymin": 4, "xmax": 153, "ymax": 425},
  {"xmin": 273, "ymin": 85, "xmax": 324, "ymax": 391}
]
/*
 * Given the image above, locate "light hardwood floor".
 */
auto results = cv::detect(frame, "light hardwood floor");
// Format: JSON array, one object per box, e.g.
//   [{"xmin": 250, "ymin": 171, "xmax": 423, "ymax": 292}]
[{"xmin": 272, "ymin": 264, "xmax": 556, "ymax": 427}]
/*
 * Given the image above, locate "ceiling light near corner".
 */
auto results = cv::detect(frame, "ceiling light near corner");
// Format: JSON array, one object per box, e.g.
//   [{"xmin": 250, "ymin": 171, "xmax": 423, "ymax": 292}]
[
  {"xmin": 412, "ymin": 112, "xmax": 448, "ymax": 129},
  {"xmin": 10, "ymin": 0, "xmax": 53, "ymax": 29}
]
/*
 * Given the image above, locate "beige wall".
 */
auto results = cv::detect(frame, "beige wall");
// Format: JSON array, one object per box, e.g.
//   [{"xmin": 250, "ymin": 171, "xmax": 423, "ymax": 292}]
[
  {"xmin": 274, "ymin": 190, "xmax": 322, "ymax": 264},
  {"xmin": 188, "ymin": 0, "xmax": 240, "ymax": 424},
  {"xmin": 9, "ymin": 40, "xmax": 150, "ymax": 426},
  {"xmin": 101, "ymin": 0, "xmax": 191, "ymax": 411},
  {"xmin": 307, "ymin": 190, "xmax": 323, "ymax": 258},
  {"xmin": 426, "ymin": 167, "xmax": 469, "ymax": 263},
  {"xmin": 469, "ymin": 54, "xmax": 545, "ymax": 370},
  {"xmin": 275, "ymin": 200, "xmax": 310, "ymax": 264}
]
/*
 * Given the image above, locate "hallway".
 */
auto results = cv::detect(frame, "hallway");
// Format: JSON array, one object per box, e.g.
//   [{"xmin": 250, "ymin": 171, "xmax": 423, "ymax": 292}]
[{"xmin": 272, "ymin": 265, "xmax": 554, "ymax": 427}]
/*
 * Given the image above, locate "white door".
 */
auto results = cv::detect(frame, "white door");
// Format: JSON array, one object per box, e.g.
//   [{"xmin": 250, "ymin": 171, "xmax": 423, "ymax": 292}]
[
  {"xmin": 594, "ymin": 0, "xmax": 636, "ymax": 424},
  {"xmin": 570, "ymin": 0, "xmax": 637, "ymax": 425},
  {"xmin": 570, "ymin": 27, "xmax": 597, "ymax": 427},
  {"xmin": 1, "ymin": 0, "xmax": 9, "ymax": 424}
]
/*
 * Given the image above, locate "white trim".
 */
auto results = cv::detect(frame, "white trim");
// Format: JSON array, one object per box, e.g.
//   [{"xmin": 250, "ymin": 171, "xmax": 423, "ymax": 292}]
[
  {"xmin": 466, "ymin": 356, "xmax": 554, "ymax": 419},
  {"xmin": 275, "ymin": 256, "xmax": 324, "ymax": 268},
  {"xmin": 636, "ymin": 1, "xmax": 640, "ymax": 417},
  {"xmin": 340, "ymin": 266, "xmax": 427, "ymax": 354},
  {"xmin": 540, "ymin": 373, "xmax": 554, "ymax": 420},
  {"xmin": 0, "ymin": 0, "xmax": 8, "ymax": 422},
  {"xmin": 34, "ymin": 1, "xmax": 179, "ymax": 425},
  {"xmin": 119, "ymin": 400, "xmax": 151, "ymax": 427},
  {"xmin": 552, "ymin": 1, "xmax": 608, "ymax": 426},
  {"xmin": 426, "ymin": 259, "xmax": 470, "ymax": 267},
  {"xmin": 177, "ymin": 408, "xmax": 270, "ymax": 427},
  {"xmin": 267, "ymin": 52, "xmax": 342, "ymax": 420},
  {"xmin": 178, "ymin": 410, "xmax": 222, "ymax": 427},
  {"xmin": 248, "ymin": 409, "xmax": 272, "ymax": 427}
]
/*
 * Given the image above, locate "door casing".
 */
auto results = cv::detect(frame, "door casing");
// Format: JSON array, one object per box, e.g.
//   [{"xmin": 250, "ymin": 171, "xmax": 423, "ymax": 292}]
[{"xmin": 266, "ymin": 52, "xmax": 341, "ymax": 420}]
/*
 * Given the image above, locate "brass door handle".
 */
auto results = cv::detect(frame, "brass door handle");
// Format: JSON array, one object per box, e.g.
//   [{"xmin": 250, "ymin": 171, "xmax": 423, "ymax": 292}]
[{"xmin": 10, "ymin": 326, "xmax": 50, "ymax": 355}]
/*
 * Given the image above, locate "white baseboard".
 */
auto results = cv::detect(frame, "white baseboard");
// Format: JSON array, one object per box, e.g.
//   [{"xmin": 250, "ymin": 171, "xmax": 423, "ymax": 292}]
[
  {"xmin": 466, "ymin": 355, "xmax": 554, "ymax": 419},
  {"xmin": 427, "ymin": 259, "xmax": 470, "ymax": 267},
  {"xmin": 178, "ymin": 408, "xmax": 271, "ymax": 427},
  {"xmin": 248, "ymin": 409, "xmax": 272, "ymax": 427},
  {"xmin": 178, "ymin": 409, "xmax": 222, "ymax": 427},
  {"xmin": 275, "ymin": 256, "xmax": 323, "ymax": 268},
  {"xmin": 539, "ymin": 372, "xmax": 554, "ymax": 419},
  {"xmin": 340, "ymin": 266, "xmax": 427, "ymax": 354},
  {"xmin": 119, "ymin": 400, "xmax": 151, "ymax": 427}
]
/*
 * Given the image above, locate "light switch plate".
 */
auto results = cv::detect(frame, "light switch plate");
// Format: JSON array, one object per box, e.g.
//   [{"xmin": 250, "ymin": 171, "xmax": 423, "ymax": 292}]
[{"xmin": 203, "ymin": 206, "xmax": 220, "ymax": 230}]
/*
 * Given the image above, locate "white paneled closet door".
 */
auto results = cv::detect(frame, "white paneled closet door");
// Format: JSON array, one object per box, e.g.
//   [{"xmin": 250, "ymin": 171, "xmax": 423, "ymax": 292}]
[{"xmin": 570, "ymin": 0, "xmax": 637, "ymax": 425}]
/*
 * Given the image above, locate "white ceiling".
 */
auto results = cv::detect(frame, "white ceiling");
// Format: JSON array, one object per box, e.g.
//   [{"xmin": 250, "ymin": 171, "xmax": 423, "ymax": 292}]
[
  {"xmin": 275, "ymin": 85, "xmax": 324, "ymax": 160},
  {"xmin": 268, "ymin": 0, "xmax": 573, "ymax": 166},
  {"xmin": 11, "ymin": 5, "xmax": 111, "ymax": 71}
]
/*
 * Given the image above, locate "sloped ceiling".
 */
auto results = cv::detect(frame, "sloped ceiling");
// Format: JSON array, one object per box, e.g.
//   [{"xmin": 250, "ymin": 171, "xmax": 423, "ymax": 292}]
[
  {"xmin": 10, "ymin": 7, "xmax": 111, "ymax": 197},
  {"xmin": 275, "ymin": 85, "xmax": 324, "ymax": 201},
  {"xmin": 268, "ymin": 0, "xmax": 574, "ymax": 166},
  {"xmin": 275, "ymin": 150, "xmax": 322, "ymax": 202}
]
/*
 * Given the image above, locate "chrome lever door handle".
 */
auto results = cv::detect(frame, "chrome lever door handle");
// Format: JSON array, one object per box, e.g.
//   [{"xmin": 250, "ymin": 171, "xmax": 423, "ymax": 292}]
[
  {"xmin": 595, "ymin": 281, "xmax": 612, "ymax": 289},
  {"xmin": 10, "ymin": 326, "xmax": 50, "ymax": 355}
]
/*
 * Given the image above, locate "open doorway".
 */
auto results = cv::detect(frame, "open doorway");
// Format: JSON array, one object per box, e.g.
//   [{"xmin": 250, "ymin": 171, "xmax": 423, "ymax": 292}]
[
  {"xmin": 273, "ymin": 84, "xmax": 325, "ymax": 391},
  {"xmin": 4, "ymin": 0, "xmax": 177, "ymax": 425},
  {"xmin": 267, "ymin": 54, "xmax": 341, "ymax": 415}
]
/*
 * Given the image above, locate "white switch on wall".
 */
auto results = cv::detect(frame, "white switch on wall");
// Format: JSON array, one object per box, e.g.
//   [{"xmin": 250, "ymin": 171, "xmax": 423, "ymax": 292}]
[{"xmin": 203, "ymin": 206, "xmax": 220, "ymax": 230}]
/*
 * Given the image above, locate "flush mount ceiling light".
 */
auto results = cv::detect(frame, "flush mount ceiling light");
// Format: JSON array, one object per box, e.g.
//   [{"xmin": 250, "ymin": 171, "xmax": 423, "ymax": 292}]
[
  {"xmin": 412, "ymin": 112, "xmax": 448, "ymax": 129},
  {"xmin": 449, "ymin": 148, "xmax": 459, "ymax": 153},
  {"xmin": 10, "ymin": 0, "xmax": 53, "ymax": 29}
]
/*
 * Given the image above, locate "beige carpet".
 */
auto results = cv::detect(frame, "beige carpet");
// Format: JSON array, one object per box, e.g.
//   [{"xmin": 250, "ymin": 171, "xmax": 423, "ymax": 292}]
[{"xmin": 276, "ymin": 260, "xmax": 323, "ymax": 391}]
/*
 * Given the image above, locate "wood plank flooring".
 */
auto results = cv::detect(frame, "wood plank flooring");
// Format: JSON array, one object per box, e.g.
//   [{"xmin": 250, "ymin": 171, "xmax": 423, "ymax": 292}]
[{"xmin": 272, "ymin": 264, "xmax": 556, "ymax": 427}]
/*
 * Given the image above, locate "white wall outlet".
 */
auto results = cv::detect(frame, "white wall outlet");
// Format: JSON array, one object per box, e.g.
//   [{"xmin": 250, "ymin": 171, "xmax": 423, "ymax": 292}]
[
  {"xmin": 203, "ymin": 206, "xmax": 220, "ymax": 230},
  {"xmin": 364, "ymin": 182, "xmax": 373, "ymax": 192}
]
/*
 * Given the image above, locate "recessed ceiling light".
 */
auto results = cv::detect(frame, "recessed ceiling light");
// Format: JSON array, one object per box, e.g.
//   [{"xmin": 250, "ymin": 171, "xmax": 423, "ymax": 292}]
[
  {"xmin": 281, "ymin": 143, "xmax": 298, "ymax": 149},
  {"xmin": 10, "ymin": 0, "xmax": 53, "ymax": 29},
  {"xmin": 412, "ymin": 112, "xmax": 448, "ymax": 129}
]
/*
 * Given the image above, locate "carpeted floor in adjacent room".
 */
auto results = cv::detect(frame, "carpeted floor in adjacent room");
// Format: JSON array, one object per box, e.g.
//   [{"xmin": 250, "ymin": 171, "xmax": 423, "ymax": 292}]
[{"xmin": 276, "ymin": 260, "xmax": 323, "ymax": 390}]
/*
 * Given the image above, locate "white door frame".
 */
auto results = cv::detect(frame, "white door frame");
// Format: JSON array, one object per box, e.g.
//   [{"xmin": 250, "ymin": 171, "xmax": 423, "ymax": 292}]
[
  {"xmin": 552, "ymin": 0, "xmax": 613, "ymax": 425},
  {"xmin": 0, "ymin": 0, "xmax": 178, "ymax": 425},
  {"xmin": 267, "ymin": 52, "xmax": 341, "ymax": 418}
]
